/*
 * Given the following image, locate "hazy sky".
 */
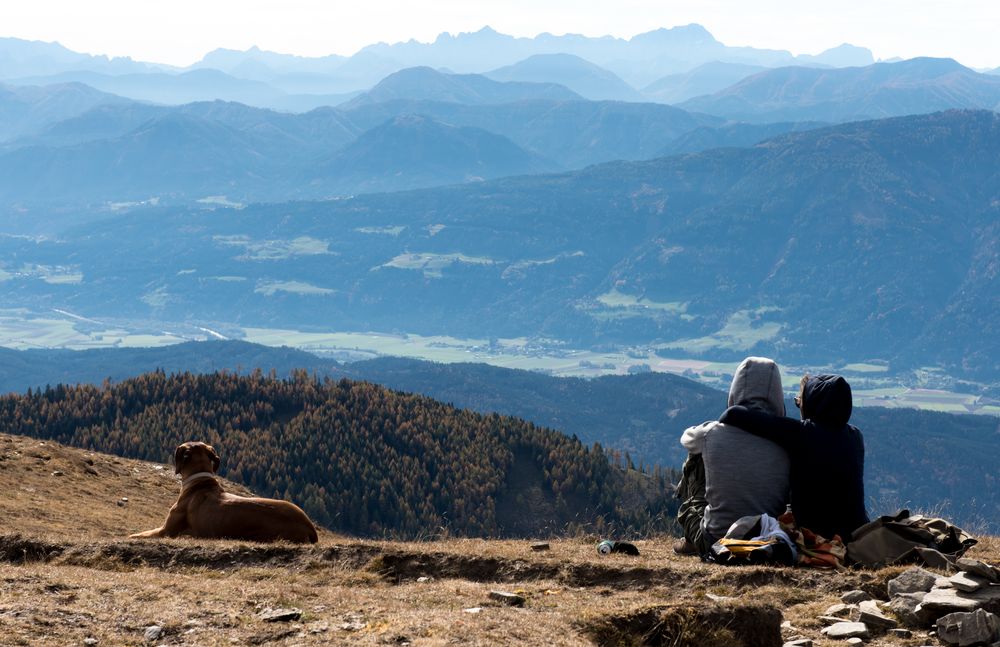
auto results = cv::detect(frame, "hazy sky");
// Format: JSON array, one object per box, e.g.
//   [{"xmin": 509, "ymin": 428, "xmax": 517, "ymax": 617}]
[{"xmin": 4, "ymin": 0, "xmax": 999, "ymax": 69}]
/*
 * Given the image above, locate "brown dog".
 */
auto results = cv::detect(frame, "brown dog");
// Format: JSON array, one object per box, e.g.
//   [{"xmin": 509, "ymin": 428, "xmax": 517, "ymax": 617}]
[{"xmin": 130, "ymin": 441, "xmax": 318, "ymax": 543}]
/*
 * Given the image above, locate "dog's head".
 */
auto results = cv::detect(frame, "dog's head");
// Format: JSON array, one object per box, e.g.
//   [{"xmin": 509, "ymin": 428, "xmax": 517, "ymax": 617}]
[{"xmin": 173, "ymin": 441, "xmax": 221, "ymax": 475}]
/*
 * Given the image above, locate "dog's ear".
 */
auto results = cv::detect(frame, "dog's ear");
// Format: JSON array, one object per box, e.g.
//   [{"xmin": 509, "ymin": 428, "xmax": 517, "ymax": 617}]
[
  {"xmin": 207, "ymin": 445, "xmax": 220, "ymax": 473},
  {"xmin": 174, "ymin": 444, "xmax": 188, "ymax": 474}
]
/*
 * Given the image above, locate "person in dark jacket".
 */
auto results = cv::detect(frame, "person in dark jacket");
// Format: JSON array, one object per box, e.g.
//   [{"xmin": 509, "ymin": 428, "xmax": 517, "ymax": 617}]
[{"xmin": 719, "ymin": 373, "xmax": 869, "ymax": 542}]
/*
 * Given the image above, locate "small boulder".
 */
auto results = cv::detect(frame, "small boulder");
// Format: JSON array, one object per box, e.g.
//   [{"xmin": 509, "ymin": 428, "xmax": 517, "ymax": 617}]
[
  {"xmin": 915, "ymin": 587, "xmax": 981, "ymax": 625},
  {"xmin": 950, "ymin": 571, "xmax": 989, "ymax": 593},
  {"xmin": 956, "ymin": 558, "xmax": 1000, "ymax": 583},
  {"xmin": 258, "ymin": 608, "xmax": 302, "ymax": 623},
  {"xmin": 488, "ymin": 591, "xmax": 526, "ymax": 607},
  {"xmin": 856, "ymin": 599, "xmax": 897, "ymax": 631},
  {"xmin": 841, "ymin": 590, "xmax": 872, "ymax": 604},
  {"xmin": 888, "ymin": 567, "xmax": 938, "ymax": 597},
  {"xmin": 783, "ymin": 640, "xmax": 813, "ymax": 647},
  {"xmin": 143, "ymin": 625, "xmax": 163, "ymax": 642},
  {"xmin": 825, "ymin": 603, "xmax": 855, "ymax": 618},
  {"xmin": 530, "ymin": 542, "xmax": 550, "ymax": 551},
  {"xmin": 936, "ymin": 608, "xmax": 1000, "ymax": 646},
  {"xmin": 886, "ymin": 592, "xmax": 926, "ymax": 628},
  {"xmin": 844, "ymin": 639, "xmax": 864, "ymax": 646},
  {"xmin": 820, "ymin": 622, "xmax": 869, "ymax": 639}
]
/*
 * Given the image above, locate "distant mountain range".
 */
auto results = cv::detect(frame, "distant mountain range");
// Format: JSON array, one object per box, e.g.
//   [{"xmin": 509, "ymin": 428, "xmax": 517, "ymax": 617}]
[
  {"xmin": 486, "ymin": 54, "xmax": 645, "ymax": 102},
  {"xmin": 681, "ymin": 57, "xmax": 1000, "ymax": 122},
  {"xmin": 342, "ymin": 65, "xmax": 581, "ymax": 107},
  {"xmin": 0, "ymin": 82, "xmax": 127, "ymax": 142},
  {"xmin": 1, "ymin": 110, "xmax": 996, "ymax": 384},
  {"xmin": 0, "ymin": 26, "xmax": 880, "ymax": 109},
  {"xmin": 642, "ymin": 61, "xmax": 767, "ymax": 104}
]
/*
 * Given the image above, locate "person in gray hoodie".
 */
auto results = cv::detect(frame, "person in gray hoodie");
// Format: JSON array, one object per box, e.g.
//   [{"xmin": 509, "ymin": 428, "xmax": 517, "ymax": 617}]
[{"xmin": 674, "ymin": 356, "xmax": 791, "ymax": 555}]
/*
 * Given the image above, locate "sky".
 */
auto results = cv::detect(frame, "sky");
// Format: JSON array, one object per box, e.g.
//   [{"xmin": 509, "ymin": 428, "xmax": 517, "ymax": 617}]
[{"xmin": 3, "ymin": 0, "xmax": 999, "ymax": 69}]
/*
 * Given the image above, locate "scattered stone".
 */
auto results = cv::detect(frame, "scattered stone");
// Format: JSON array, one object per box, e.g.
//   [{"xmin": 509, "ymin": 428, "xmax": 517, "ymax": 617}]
[
  {"xmin": 530, "ymin": 542, "xmax": 550, "ymax": 551},
  {"xmin": 845, "ymin": 639, "xmax": 864, "ymax": 646},
  {"xmin": 856, "ymin": 599, "xmax": 897, "ymax": 631},
  {"xmin": 258, "ymin": 608, "xmax": 302, "ymax": 623},
  {"xmin": 783, "ymin": 640, "xmax": 812, "ymax": 647},
  {"xmin": 488, "ymin": 591, "xmax": 526, "ymax": 607},
  {"xmin": 340, "ymin": 615, "xmax": 366, "ymax": 632},
  {"xmin": 950, "ymin": 572, "xmax": 989, "ymax": 593},
  {"xmin": 821, "ymin": 622, "xmax": 869, "ymax": 639},
  {"xmin": 84, "ymin": 639, "xmax": 98, "ymax": 646},
  {"xmin": 143, "ymin": 625, "xmax": 164, "ymax": 642},
  {"xmin": 416, "ymin": 576, "xmax": 431, "ymax": 583},
  {"xmin": 819, "ymin": 615, "xmax": 850, "ymax": 625},
  {"xmin": 887, "ymin": 593, "xmax": 926, "ymax": 628},
  {"xmin": 889, "ymin": 568, "xmax": 939, "ymax": 597},
  {"xmin": 307, "ymin": 622, "xmax": 329, "ymax": 634},
  {"xmin": 957, "ymin": 558, "xmax": 1000, "ymax": 583},
  {"xmin": 706, "ymin": 593, "xmax": 736, "ymax": 602},
  {"xmin": 51, "ymin": 470, "xmax": 64, "ymax": 477},
  {"xmin": 841, "ymin": 590, "xmax": 872, "ymax": 604},
  {"xmin": 890, "ymin": 628, "xmax": 912, "ymax": 638},
  {"xmin": 84, "ymin": 465, "xmax": 99, "ymax": 475},
  {"xmin": 936, "ymin": 609, "xmax": 1000, "ymax": 646},
  {"xmin": 462, "ymin": 607, "xmax": 482, "ymax": 614},
  {"xmin": 915, "ymin": 584, "xmax": 1000, "ymax": 624},
  {"xmin": 825, "ymin": 603, "xmax": 855, "ymax": 617}
]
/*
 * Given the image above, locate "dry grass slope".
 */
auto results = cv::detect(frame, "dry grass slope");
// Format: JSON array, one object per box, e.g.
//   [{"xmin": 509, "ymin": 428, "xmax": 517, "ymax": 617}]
[{"xmin": 1, "ymin": 432, "xmax": 998, "ymax": 646}]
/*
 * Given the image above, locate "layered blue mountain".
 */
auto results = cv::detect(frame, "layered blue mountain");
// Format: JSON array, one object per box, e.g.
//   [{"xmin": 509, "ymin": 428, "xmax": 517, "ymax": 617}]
[
  {"xmin": 681, "ymin": 57, "xmax": 1000, "ymax": 122},
  {"xmin": 0, "ymin": 90, "xmax": 722, "ymax": 203},
  {"xmin": 0, "ymin": 82, "xmax": 128, "ymax": 142},
  {"xmin": 341, "ymin": 66, "xmax": 581, "ymax": 107},
  {"xmin": 7, "ymin": 68, "xmax": 355, "ymax": 112},
  {"xmin": 642, "ymin": 61, "xmax": 767, "ymax": 104},
  {"xmin": 0, "ymin": 36, "xmax": 164, "ymax": 78},
  {"xmin": 485, "ymin": 54, "xmax": 644, "ymax": 102},
  {"xmin": 1, "ymin": 111, "xmax": 996, "ymax": 383},
  {"xmin": 305, "ymin": 114, "xmax": 556, "ymax": 194}
]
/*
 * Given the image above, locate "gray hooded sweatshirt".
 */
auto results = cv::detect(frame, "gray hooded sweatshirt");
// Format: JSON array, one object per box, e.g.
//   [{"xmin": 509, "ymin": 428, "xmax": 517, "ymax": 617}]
[{"xmin": 680, "ymin": 356, "xmax": 790, "ymax": 542}]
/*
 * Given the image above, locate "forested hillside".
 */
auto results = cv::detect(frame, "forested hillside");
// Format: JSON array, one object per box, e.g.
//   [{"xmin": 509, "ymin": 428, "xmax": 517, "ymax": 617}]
[{"xmin": 0, "ymin": 370, "xmax": 675, "ymax": 538}]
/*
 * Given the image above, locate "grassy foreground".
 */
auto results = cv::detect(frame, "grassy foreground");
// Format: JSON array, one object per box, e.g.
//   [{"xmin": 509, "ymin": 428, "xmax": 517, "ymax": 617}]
[{"xmin": 1, "ymin": 432, "xmax": 997, "ymax": 646}]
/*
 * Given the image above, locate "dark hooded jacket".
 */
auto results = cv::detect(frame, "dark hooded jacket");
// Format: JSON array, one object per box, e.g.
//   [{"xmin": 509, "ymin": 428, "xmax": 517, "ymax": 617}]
[{"xmin": 719, "ymin": 374, "xmax": 869, "ymax": 541}]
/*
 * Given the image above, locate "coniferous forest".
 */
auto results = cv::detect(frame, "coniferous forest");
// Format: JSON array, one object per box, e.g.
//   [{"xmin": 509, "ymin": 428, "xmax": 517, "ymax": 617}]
[{"xmin": 0, "ymin": 370, "xmax": 676, "ymax": 538}]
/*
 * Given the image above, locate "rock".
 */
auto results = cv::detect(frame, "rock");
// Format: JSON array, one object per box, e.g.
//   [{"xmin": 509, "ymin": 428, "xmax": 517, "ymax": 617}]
[
  {"xmin": 937, "ymin": 609, "xmax": 1000, "ymax": 646},
  {"xmin": 951, "ymin": 571, "xmax": 989, "ymax": 593},
  {"xmin": 890, "ymin": 628, "xmax": 913, "ymax": 638},
  {"xmin": 889, "ymin": 568, "xmax": 939, "ymax": 597},
  {"xmin": 462, "ymin": 607, "xmax": 482, "ymax": 614},
  {"xmin": 488, "ymin": 591, "xmax": 526, "ymax": 607},
  {"xmin": 706, "ymin": 593, "xmax": 736, "ymax": 602},
  {"xmin": 957, "ymin": 558, "xmax": 1000, "ymax": 583},
  {"xmin": 887, "ymin": 592, "xmax": 926, "ymax": 628},
  {"xmin": 84, "ymin": 466, "xmax": 99, "ymax": 476},
  {"xmin": 917, "ymin": 585, "xmax": 1000, "ymax": 625},
  {"xmin": 842, "ymin": 590, "xmax": 872, "ymax": 604},
  {"xmin": 530, "ymin": 542, "xmax": 550, "ymax": 551},
  {"xmin": 258, "ymin": 608, "xmax": 302, "ymax": 622},
  {"xmin": 856, "ymin": 599, "xmax": 897, "ymax": 631},
  {"xmin": 143, "ymin": 625, "xmax": 163, "ymax": 642},
  {"xmin": 416, "ymin": 576, "xmax": 431, "ymax": 583},
  {"xmin": 51, "ymin": 470, "xmax": 64, "ymax": 477},
  {"xmin": 83, "ymin": 639, "xmax": 98, "ymax": 646},
  {"xmin": 825, "ymin": 603, "xmax": 855, "ymax": 617},
  {"xmin": 820, "ymin": 615, "xmax": 850, "ymax": 625},
  {"xmin": 783, "ymin": 640, "xmax": 813, "ymax": 647},
  {"xmin": 821, "ymin": 622, "xmax": 869, "ymax": 639},
  {"xmin": 845, "ymin": 639, "xmax": 864, "ymax": 646}
]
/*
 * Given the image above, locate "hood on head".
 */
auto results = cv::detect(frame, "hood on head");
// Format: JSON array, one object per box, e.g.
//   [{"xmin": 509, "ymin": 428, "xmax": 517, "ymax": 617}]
[
  {"xmin": 801, "ymin": 374, "xmax": 853, "ymax": 427},
  {"xmin": 727, "ymin": 356, "xmax": 785, "ymax": 416}
]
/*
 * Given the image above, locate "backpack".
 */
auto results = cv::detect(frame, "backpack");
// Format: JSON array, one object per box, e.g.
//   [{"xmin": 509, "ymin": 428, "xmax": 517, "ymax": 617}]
[{"xmin": 845, "ymin": 509, "xmax": 977, "ymax": 568}]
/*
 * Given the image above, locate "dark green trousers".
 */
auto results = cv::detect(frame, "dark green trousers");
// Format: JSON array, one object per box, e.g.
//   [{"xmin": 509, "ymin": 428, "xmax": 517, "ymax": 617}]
[{"xmin": 676, "ymin": 453, "xmax": 711, "ymax": 554}]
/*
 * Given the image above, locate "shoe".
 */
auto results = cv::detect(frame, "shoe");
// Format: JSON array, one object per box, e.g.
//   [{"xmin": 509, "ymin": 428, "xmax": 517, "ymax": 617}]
[{"xmin": 672, "ymin": 538, "xmax": 697, "ymax": 555}]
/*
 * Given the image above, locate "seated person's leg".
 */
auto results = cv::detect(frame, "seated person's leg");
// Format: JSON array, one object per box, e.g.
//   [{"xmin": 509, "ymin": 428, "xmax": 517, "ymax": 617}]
[{"xmin": 675, "ymin": 453, "xmax": 708, "ymax": 553}]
